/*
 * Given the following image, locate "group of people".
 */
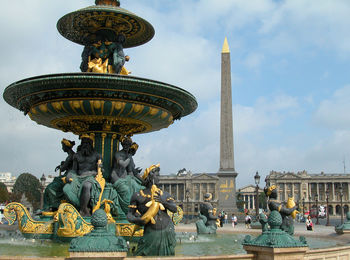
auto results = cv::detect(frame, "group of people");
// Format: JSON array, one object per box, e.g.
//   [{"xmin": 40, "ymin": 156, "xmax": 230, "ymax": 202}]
[{"xmin": 216, "ymin": 212, "xmax": 238, "ymax": 228}]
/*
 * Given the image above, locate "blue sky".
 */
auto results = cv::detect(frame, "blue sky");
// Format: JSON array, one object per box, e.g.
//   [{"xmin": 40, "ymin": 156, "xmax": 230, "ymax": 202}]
[{"xmin": 0, "ymin": 0, "xmax": 350, "ymax": 188}]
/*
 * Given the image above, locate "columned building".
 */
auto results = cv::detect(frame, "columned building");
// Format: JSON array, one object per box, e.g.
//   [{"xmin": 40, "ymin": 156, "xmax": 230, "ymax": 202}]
[
  {"xmin": 238, "ymin": 185, "xmax": 264, "ymax": 212},
  {"xmin": 266, "ymin": 170, "xmax": 350, "ymax": 216},
  {"xmin": 0, "ymin": 172, "xmax": 16, "ymax": 192},
  {"xmin": 159, "ymin": 170, "xmax": 219, "ymax": 218}
]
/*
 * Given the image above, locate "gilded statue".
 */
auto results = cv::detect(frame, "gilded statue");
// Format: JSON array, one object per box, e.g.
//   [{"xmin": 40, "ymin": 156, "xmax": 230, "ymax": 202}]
[{"xmin": 80, "ymin": 33, "xmax": 130, "ymax": 75}]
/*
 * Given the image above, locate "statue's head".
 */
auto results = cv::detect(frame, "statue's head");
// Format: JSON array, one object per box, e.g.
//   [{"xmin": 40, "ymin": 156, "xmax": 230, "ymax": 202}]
[
  {"xmin": 116, "ymin": 33, "xmax": 126, "ymax": 45},
  {"xmin": 61, "ymin": 138, "xmax": 75, "ymax": 152},
  {"xmin": 120, "ymin": 136, "xmax": 132, "ymax": 151},
  {"xmin": 264, "ymin": 185, "xmax": 277, "ymax": 198},
  {"xmin": 142, "ymin": 164, "xmax": 160, "ymax": 186},
  {"xmin": 79, "ymin": 134, "xmax": 94, "ymax": 156},
  {"xmin": 204, "ymin": 193, "xmax": 212, "ymax": 201},
  {"xmin": 129, "ymin": 142, "xmax": 139, "ymax": 156}
]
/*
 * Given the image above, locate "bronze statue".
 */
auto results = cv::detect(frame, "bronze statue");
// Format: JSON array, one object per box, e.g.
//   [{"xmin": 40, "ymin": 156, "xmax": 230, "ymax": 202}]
[
  {"xmin": 111, "ymin": 136, "xmax": 132, "ymax": 183},
  {"xmin": 43, "ymin": 139, "xmax": 75, "ymax": 211},
  {"xmin": 127, "ymin": 164, "xmax": 177, "ymax": 256},
  {"xmin": 264, "ymin": 185, "xmax": 298, "ymax": 235},
  {"xmin": 126, "ymin": 142, "xmax": 142, "ymax": 178},
  {"xmin": 195, "ymin": 193, "xmax": 218, "ymax": 234},
  {"xmin": 63, "ymin": 135, "xmax": 103, "ymax": 216},
  {"xmin": 80, "ymin": 33, "xmax": 129, "ymax": 74}
]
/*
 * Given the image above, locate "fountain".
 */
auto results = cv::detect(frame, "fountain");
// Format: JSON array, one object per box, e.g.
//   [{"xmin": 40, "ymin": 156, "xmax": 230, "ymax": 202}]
[{"xmin": 2, "ymin": 0, "xmax": 196, "ymax": 242}]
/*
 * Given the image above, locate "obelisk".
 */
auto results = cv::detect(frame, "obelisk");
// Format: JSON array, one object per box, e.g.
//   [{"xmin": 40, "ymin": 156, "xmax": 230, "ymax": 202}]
[{"xmin": 217, "ymin": 37, "xmax": 238, "ymax": 215}]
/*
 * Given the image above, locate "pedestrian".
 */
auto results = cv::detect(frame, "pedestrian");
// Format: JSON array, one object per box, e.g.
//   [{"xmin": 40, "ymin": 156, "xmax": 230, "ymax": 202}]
[
  {"xmin": 306, "ymin": 215, "xmax": 313, "ymax": 231},
  {"xmin": 231, "ymin": 213, "xmax": 237, "ymax": 228},
  {"xmin": 245, "ymin": 213, "xmax": 251, "ymax": 228},
  {"xmin": 224, "ymin": 212, "xmax": 228, "ymax": 224},
  {"xmin": 218, "ymin": 213, "xmax": 222, "ymax": 227},
  {"xmin": 219, "ymin": 213, "xmax": 224, "ymax": 227}
]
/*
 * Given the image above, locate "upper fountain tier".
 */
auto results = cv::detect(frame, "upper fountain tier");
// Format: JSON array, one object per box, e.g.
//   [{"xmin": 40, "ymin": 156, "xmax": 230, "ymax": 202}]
[
  {"xmin": 57, "ymin": 0, "xmax": 154, "ymax": 47},
  {"xmin": 3, "ymin": 1, "xmax": 197, "ymax": 137}
]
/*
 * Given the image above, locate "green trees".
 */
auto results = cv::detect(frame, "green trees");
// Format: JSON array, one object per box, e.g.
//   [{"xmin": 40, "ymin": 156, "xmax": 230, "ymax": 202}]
[
  {"xmin": 259, "ymin": 192, "xmax": 267, "ymax": 210},
  {"xmin": 0, "ymin": 182, "xmax": 9, "ymax": 203},
  {"xmin": 236, "ymin": 192, "xmax": 245, "ymax": 212},
  {"xmin": 12, "ymin": 173, "xmax": 41, "ymax": 210}
]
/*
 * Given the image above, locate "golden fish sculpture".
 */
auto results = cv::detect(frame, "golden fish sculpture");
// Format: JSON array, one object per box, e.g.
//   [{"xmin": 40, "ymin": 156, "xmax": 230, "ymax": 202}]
[
  {"xmin": 286, "ymin": 197, "xmax": 299, "ymax": 219},
  {"xmin": 141, "ymin": 184, "xmax": 165, "ymax": 224}
]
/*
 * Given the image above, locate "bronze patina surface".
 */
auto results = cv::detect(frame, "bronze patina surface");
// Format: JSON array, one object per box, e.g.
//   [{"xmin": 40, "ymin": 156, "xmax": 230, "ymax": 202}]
[{"xmin": 57, "ymin": 5, "xmax": 154, "ymax": 47}]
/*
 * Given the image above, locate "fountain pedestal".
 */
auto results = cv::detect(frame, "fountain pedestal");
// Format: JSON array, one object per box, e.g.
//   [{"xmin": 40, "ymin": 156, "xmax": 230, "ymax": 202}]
[
  {"xmin": 244, "ymin": 245, "xmax": 308, "ymax": 260},
  {"xmin": 243, "ymin": 211, "xmax": 308, "ymax": 260}
]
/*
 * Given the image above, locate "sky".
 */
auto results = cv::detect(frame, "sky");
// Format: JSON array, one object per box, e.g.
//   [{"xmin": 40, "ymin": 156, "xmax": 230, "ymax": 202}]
[{"xmin": 0, "ymin": 0, "xmax": 350, "ymax": 188}]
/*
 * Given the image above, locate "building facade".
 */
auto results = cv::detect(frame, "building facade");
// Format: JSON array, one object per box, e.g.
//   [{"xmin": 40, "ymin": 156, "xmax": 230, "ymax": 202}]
[
  {"xmin": 266, "ymin": 170, "xmax": 350, "ymax": 216},
  {"xmin": 158, "ymin": 170, "xmax": 219, "ymax": 217},
  {"xmin": 0, "ymin": 172, "xmax": 16, "ymax": 192},
  {"xmin": 238, "ymin": 185, "xmax": 264, "ymax": 212}
]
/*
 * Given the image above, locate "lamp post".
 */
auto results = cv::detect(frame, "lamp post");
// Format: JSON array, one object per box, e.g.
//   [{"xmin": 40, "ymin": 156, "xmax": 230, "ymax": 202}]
[
  {"xmin": 302, "ymin": 197, "xmax": 305, "ymax": 216},
  {"xmin": 315, "ymin": 193, "xmax": 319, "ymax": 224},
  {"xmin": 326, "ymin": 189, "xmax": 330, "ymax": 226},
  {"xmin": 340, "ymin": 185, "xmax": 344, "ymax": 224},
  {"xmin": 308, "ymin": 195, "xmax": 312, "ymax": 218},
  {"xmin": 254, "ymin": 171, "xmax": 260, "ymax": 218},
  {"xmin": 40, "ymin": 174, "xmax": 46, "ymax": 209},
  {"xmin": 185, "ymin": 188, "xmax": 190, "ymax": 223}
]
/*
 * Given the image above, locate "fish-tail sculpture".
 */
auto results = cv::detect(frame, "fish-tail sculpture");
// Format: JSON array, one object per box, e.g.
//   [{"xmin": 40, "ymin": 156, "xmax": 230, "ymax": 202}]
[
  {"xmin": 141, "ymin": 184, "xmax": 165, "ymax": 224},
  {"xmin": 286, "ymin": 197, "xmax": 299, "ymax": 219},
  {"xmin": 4, "ymin": 202, "xmax": 54, "ymax": 236}
]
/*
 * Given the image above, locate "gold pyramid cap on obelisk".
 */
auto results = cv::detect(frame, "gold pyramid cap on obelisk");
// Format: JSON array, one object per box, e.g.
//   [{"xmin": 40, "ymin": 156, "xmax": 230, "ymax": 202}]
[{"xmin": 222, "ymin": 37, "xmax": 230, "ymax": 53}]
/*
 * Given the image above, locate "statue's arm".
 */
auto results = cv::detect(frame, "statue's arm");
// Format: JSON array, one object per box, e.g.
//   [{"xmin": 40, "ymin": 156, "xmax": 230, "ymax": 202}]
[
  {"xmin": 269, "ymin": 201, "xmax": 296, "ymax": 215},
  {"xmin": 80, "ymin": 46, "xmax": 91, "ymax": 72},
  {"xmin": 127, "ymin": 193, "xmax": 145, "ymax": 226},
  {"xmin": 207, "ymin": 210, "xmax": 218, "ymax": 220},
  {"xmin": 155, "ymin": 191, "xmax": 177, "ymax": 213},
  {"xmin": 65, "ymin": 155, "xmax": 78, "ymax": 182},
  {"xmin": 60, "ymin": 154, "xmax": 74, "ymax": 172},
  {"xmin": 279, "ymin": 205, "xmax": 297, "ymax": 215}
]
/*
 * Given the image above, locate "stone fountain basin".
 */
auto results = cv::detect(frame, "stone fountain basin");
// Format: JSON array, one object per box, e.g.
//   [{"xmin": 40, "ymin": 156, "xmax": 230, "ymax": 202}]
[
  {"xmin": 3, "ymin": 73, "xmax": 197, "ymax": 135},
  {"xmin": 0, "ymin": 228, "xmax": 345, "ymax": 258}
]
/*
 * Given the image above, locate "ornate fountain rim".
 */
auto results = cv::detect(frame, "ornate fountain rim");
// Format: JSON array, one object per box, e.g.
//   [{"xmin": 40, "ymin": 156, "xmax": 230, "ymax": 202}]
[{"xmin": 3, "ymin": 73, "xmax": 197, "ymax": 135}]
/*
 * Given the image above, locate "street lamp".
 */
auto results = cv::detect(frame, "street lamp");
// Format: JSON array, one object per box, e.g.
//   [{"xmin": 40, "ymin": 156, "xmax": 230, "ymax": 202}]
[
  {"xmin": 254, "ymin": 171, "xmax": 260, "ymax": 218},
  {"xmin": 40, "ymin": 174, "xmax": 46, "ymax": 209},
  {"xmin": 326, "ymin": 189, "xmax": 330, "ymax": 226},
  {"xmin": 315, "ymin": 193, "xmax": 319, "ymax": 224},
  {"xmin": 302, "ymin": 197, "xmax": 305, "ymax": 216},
  {"xmin": 340, "ymin": 185, "xmax": 344, "ymax": 224},
  {"xmin": 308, "ymin": 195, "xmax": 312, "ymax": 218},
  {"xmin": 185, "ymin": 188, "xmax": 190, "ymax": 224}
]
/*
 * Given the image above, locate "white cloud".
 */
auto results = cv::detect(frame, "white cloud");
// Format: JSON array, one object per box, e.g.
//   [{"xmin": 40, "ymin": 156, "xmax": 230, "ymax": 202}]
[
  {"xmin": 0, "ymin": 0, "xmax": 350, "ymax": 190},
  {"xmin": 313, "ymin": 85, "xmax": 350, "ymax": 130},
  {"xmin": 244, "ymin": 53, "xmax": 265, "ymax": 70}
]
